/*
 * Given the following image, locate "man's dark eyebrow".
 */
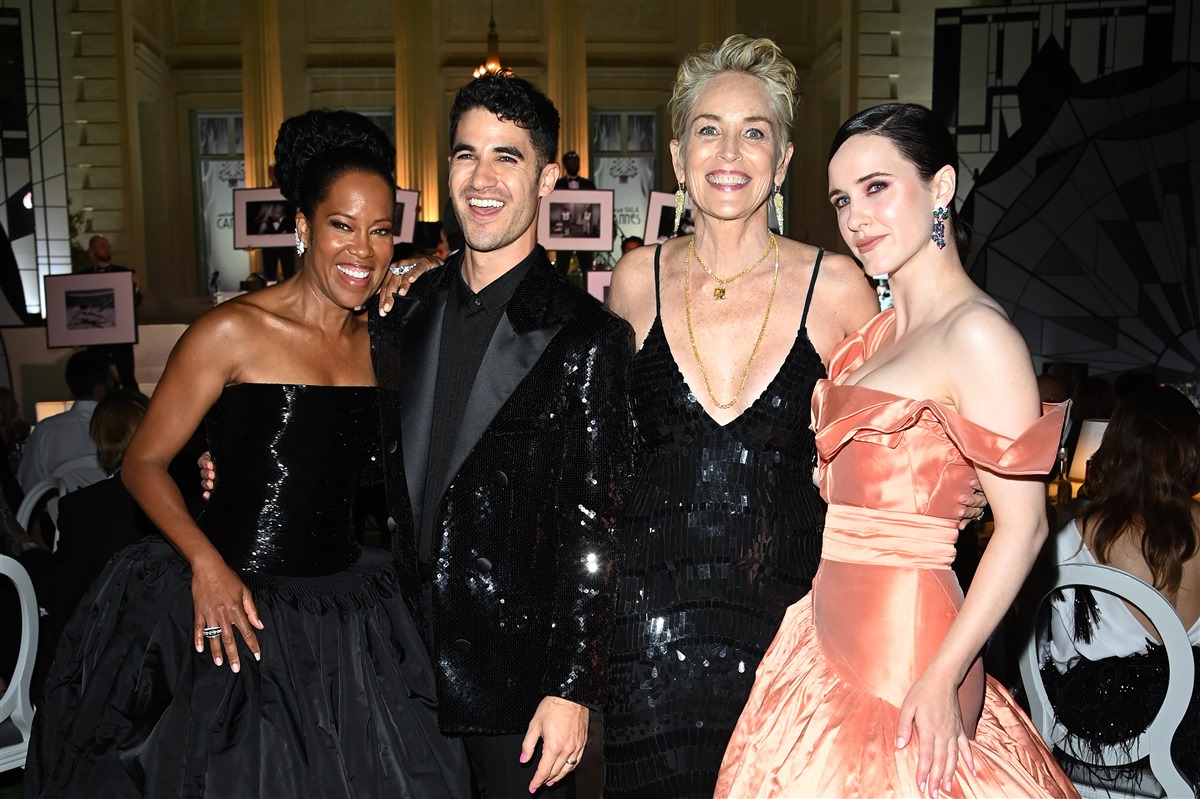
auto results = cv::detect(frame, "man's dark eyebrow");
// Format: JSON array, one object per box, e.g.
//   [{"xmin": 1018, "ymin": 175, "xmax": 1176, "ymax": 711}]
[
  {"xmin": 451, "ymin": 143, "xmax": 476, "ymax": 155},
  {"xmin": 495, "ymin": 145, "xmax": 525, "ymax": 159}
]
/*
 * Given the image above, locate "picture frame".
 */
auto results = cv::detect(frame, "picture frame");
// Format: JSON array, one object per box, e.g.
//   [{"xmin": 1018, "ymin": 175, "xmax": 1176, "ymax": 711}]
[
  {"xmin": 392, "ymin": 188, "xmax": 419, "ymax": 244},
  {"xmin": 644, "ymin": 190, "xmax": 694, "ymax": 244},
  {"xmin": 233, "ymin": 187, "xmax": 295, "ymax": 249},
  {"xmin": 233, "ymin": 187, "xmax": 421, "ymax": 248},
  {"xmin": 44, "ymin": 271, "xmax": 139, "ymax": 348},
  {"xmin": 538, "ymin": 189, "xmax": 614, "ymax": 252},
  {"xmin": 586, "ymin": 269, "xmax": 613, "ymax": 305}
]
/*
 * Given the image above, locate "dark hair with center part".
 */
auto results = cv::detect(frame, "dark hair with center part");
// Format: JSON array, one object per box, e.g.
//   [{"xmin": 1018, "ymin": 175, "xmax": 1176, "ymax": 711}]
[
  {"xmin": 450, "ymin": 75, "xmax": 560, "ymax": 170},
  {"xmin": 828, "ymin": 103, "xmax": 970, "ymax": 260}
]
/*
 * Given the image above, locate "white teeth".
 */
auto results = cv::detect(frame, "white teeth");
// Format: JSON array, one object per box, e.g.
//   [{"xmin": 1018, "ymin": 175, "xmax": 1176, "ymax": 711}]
[
  {"xmin": 708, "ymin": 174, "xmax": 749, "ymax": 185},
  {"xmin": 469, "ymin": 197, "xmax": 505, "ymax": 208},
  {"xmin": 337, "ymin": 265, "xmax": 370, "ymax": 279}
]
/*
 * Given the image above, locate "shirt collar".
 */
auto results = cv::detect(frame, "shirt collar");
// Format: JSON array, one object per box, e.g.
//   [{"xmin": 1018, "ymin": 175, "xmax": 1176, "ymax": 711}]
[{"xmin": 453, "ymin": 247, "xmax": 536, "ymax": 315}]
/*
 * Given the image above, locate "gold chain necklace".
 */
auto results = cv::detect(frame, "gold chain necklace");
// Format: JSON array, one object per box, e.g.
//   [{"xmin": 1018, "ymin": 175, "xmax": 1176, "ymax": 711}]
[
  {"xmin": 685, "ymin": 234, "xmax": 780, "ymax": 410},
  {"xmin": 689, "ymin": 235, "xmax": 775, "ymax": 300}
]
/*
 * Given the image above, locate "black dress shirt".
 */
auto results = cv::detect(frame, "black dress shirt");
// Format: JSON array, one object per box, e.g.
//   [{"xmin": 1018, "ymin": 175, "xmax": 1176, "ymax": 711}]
[{"xmin": 417, "ymin": 251, "xmax": 534, "ymax": 566}]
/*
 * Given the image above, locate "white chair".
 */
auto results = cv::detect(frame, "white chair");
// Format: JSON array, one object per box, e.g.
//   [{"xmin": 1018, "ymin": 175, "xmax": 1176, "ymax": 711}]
[
  {"xmin": 15, "ymin": 476, "xmax": 62, "ymax": 533},
  {"xmin": 1019, "ymin": 562, "xmax": 1196, "ymax": 799},
  {"xmin": 0, "ymin": 554, "xmax": 39, "ymax": 772}
]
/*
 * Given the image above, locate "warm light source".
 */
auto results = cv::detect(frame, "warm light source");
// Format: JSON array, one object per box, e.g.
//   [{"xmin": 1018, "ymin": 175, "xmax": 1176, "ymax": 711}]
[
  {"xmin": 1069, "ymin": 419, "xmax": 1108, "ymax": 483},
  {"xmin": 473, "ymin": 1, "xmax": 512, "ymax": 78}
]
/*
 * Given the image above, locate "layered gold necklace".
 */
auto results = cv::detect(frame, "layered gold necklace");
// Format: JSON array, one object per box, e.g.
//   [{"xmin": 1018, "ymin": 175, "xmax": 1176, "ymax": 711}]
[
  {"xmin": 685, "ymin": 233, "xmax": 780, "ymax": 410},
  {"xmin": 689, "ymin": 235, "xmax": 774, "ymax": 300}
]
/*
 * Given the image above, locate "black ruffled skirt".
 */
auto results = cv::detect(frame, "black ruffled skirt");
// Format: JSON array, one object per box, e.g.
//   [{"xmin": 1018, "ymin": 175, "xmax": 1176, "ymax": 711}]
[{"xmin": 25, "ymin": 538, "xmax": 468, "ymax": 798}]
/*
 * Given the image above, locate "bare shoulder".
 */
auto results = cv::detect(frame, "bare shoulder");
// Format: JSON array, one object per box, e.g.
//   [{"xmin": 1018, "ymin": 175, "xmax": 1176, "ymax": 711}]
[
  {"xmin": 944, "ymin": 299, "xmax": 1028, "ymax": 361},
  {"xmin": 780, "ymin": 241, "xmax": 877, "ymax": 346},
  {"xmin": 944, "ymin": 299, "xmax": 1041, "ymax": 428},
  {"xmin": 169, "ymin": 296, "xmax": 268, "ymax": 367},
  {"xmin": 609, "ymin": 242, "xmax": 661, "ymax": 347}
]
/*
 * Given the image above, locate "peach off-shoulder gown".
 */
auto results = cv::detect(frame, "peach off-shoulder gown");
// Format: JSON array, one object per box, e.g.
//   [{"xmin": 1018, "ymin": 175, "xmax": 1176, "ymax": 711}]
[{"xmin": 715, "ymin": 310, "xmax": 1078, "ymax": 799}]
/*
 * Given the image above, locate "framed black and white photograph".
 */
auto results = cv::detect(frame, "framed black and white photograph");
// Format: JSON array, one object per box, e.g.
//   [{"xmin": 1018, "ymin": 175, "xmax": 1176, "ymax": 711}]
[
  {"xmin": 644, "ymin": 190, "xmax": 694, "ymax": 244},
  {"xmin": 44, "ymin": 271, "xmax": 139, "ymax": 348},
  {"xmin": 627, "ymin": 113, "xmax": 656, "ymax": 152},
  {"xmin": 393, "ymin": 188, "xmax": 419, "ymax": 244},
  {"xmin": 233, "ymin": 187, "xmax": 295, "ymax": 248},
  {"xmin": 538, "ymin": 189, "xmax": 614, "ymax": 252}
]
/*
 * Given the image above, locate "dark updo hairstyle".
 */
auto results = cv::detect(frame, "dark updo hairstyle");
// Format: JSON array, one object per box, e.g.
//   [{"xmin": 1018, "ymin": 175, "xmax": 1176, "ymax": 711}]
[
  {"xmin": 273, "ymin": 110, "xmax": 395, "ymax": 225},
  {"xmin": 828, "ymin": 103, "xmax": 970, "ymax": 260},
  {"xmin": 450, "ymin": 74, "xmax": 559, "ymax": 171},
  {"xmin": 1079, "ymin": 385, "xmax": 1200, "ymax": 593}
]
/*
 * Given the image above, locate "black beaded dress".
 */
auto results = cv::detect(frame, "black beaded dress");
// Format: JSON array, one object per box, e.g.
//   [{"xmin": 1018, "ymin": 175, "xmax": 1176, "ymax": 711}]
[
  {"xmin": 25, "ymin": 384, "xmax": 468, "ymax": 799},
  {"xmin": 603, "ymin": 246, "xmax": 828, "ymax": 798}
]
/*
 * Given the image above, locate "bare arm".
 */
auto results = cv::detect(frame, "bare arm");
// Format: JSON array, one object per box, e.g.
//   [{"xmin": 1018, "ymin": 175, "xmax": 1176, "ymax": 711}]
[
  {"xmin": 607, "ymin": 243, "xmax": 660, "ymax": 350},
  {"xmin": 897, "ymin": 305, "xmax": 1048, "ymax": 795},
  {"xmin": 122, "ymin": 305, "xmax": 262, "ymax": 671}
]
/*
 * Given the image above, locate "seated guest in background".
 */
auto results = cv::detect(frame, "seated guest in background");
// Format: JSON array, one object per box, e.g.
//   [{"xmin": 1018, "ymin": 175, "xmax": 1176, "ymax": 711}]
[
  {"xmin": 1048, "ymin": 384, "xmax": 1200, "ymax": 791},
  {"xmin": 50, "ymin": 390, "xmax": 156, "ymax": 644},
  {"xmin": 16, "ymin": 348, "xmax": 111, "ymax": 494}
]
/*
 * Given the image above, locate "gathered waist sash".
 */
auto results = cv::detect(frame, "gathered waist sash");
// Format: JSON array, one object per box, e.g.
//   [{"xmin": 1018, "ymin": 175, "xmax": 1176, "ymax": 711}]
[{"xmin": 821, "ymin": 504, "xmax": 959, "ymax": 569}]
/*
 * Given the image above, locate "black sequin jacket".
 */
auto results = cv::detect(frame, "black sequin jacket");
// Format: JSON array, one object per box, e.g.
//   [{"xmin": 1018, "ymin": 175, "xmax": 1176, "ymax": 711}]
[{"xmin": 369, "ymin": 247, "xmax": 635, "ymax": 735}]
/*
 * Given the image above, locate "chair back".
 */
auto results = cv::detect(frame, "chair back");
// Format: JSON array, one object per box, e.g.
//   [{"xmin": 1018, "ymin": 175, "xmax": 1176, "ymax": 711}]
[
  {"xmin": 1019, "ymin": 562, "xmax": 1195, "ymax": 799},
  {"xmin": 0, "ymin": 554, "xmax": 39, "ymax": 772}
]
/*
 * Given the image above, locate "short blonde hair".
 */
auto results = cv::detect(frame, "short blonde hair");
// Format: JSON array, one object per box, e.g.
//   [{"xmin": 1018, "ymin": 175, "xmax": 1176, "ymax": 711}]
[{"xmin": 669, "ymin": 35, "xmax": 800, "ymax": 171}]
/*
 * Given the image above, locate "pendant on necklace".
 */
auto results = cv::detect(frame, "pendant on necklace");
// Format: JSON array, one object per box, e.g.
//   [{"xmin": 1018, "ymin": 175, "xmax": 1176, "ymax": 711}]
[{"xmin": 714, "ymin": 285, "xmax": 726, "ymax": 300}]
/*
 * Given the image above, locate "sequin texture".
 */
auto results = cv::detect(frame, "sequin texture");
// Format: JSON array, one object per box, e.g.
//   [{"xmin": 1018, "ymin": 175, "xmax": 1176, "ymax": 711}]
[
  {"xmin": 199, "ymin": 384, "xmax": 377, "ymax": 576},
  {"xmin": 604, "ymin": 311, "xmax": 827, "ymax": 798}
]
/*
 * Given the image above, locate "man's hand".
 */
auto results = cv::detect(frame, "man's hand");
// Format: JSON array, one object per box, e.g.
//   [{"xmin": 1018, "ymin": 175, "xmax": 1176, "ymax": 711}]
[
  {"xmin": 956, "ymin": 477, "xmax": 987, "ymax": 531},
  {"xmin": 521, "ymin": 696, "xmax": 588, "ymax": 793},
  {"xmin": 198, "ymin": 451, "xmax": 214, "ymax": 500},
  {"xmin": 377, "ymin": 254, "xmax": 444, "ymax": 316}
]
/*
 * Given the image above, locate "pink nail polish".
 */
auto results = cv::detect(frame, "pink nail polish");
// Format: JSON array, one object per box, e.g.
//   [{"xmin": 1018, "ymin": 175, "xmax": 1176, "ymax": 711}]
[{"xmin": 519, "ymin": 753, "xmax": 529, "ymax": 763}]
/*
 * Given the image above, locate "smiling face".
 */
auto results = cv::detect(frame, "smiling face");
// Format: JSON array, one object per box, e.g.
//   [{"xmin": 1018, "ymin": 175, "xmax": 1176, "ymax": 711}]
[
  {"xmin": 827, "ymin": 133, "xmax": 954, "ymax": 276},
  {"xmin": 670, "ymin": 72, "xmax": 792, "ymax": 225},
  {"xmin": 295, "ymin": 168, "xmax": 394, "ymax": 308},
  {"xmin": 448, "ymin": 108, "xmax": 558, "ymax": 262}
]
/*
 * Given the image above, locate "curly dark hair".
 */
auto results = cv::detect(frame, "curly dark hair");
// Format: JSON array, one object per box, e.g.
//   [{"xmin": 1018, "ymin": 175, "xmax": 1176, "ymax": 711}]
[
  {"xmin": 450, "ymin": 75, "xmax": 559, "ymax": 170},
  {"xmin": 273, "ymin": 110, "xmax": 395, "ymax": 221}
]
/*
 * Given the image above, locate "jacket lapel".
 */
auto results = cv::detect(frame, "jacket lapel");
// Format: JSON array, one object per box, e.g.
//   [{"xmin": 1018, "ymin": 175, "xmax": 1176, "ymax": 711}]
[
  {"xmin": 439, "ymin": 251, "xmax": 567, "ymax": 495},
  {"xmin": 394, "ymin": 270, "xmax": 452, "ymax": 526}
]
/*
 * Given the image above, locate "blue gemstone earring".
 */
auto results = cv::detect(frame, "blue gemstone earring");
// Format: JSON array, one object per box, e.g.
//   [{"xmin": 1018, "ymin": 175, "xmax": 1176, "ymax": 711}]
[{"xmin": 931, "ymin": 206, "xmax": 949, "ymax": 249}]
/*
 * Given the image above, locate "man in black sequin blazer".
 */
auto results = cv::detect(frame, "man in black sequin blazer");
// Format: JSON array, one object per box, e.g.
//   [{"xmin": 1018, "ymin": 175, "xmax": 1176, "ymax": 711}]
[{"xmin": 370, "ymin": 75, "xmax": 634, "ymax": 797}]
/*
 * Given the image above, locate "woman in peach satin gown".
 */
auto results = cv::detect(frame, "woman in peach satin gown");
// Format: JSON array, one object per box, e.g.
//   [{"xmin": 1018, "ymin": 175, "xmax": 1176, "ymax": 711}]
[{"xmin": 715, "ymin": 104, "xmax": 1079, "ymax": 798}]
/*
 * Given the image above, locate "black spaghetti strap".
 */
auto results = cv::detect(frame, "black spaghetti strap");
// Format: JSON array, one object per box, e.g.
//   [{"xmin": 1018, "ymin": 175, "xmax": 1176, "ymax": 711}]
[
  {"xmin": 799, "ymin": 248, "xmax": 823, "ymax": 330},
  {"xmin": 652, "ymin": 244, "xmax": 663, "ymax": 319}
]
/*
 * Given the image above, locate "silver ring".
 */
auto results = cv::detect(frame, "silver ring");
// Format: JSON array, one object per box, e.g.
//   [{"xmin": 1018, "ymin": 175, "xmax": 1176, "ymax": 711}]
[
  {"xmin": 565, "ymin": 759, "xmax": 577, "ymax": 766},
  {"xmin": 202, "ymin": 626, "xmax": 222, "ymax": 639},
  {"xmin": 389, "ymin": 263, "xmax": 416, "ymax": 277}
]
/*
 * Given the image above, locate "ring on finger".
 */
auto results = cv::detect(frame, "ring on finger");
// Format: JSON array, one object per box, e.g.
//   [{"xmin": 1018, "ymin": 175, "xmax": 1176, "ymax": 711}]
[
  {"xmin": 565, "ymin": 758, "xmax": 577, "ymax": 766},
  {"xmin": 389, "ymin": 263, "xmax": 416, "ymax": 276},
  {"xmin": 202, "ymin": 626, "xmax": 223, "ymax": 639}
]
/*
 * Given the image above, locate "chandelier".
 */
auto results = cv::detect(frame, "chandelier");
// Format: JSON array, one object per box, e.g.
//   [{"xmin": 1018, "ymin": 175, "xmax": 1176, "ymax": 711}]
[{"xmin": 473, "ymin": 2, "xmax": 513, "ymax": 78}]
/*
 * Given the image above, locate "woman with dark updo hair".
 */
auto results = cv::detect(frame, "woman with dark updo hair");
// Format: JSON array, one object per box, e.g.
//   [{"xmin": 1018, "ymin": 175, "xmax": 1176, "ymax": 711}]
[{"xmin": 25, "ymin": 110, "xmax": 468, "ymax": 798}]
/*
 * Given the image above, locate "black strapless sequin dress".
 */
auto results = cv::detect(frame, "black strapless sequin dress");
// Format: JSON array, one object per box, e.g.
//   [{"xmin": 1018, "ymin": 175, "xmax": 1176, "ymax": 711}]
[
  {"xmin": 603, "ymin": 248, "xmax": 828, "ymax": 798},
  {"xmin": 25, "ymin": 384, "xmax": 468, "ymax": 799}
]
